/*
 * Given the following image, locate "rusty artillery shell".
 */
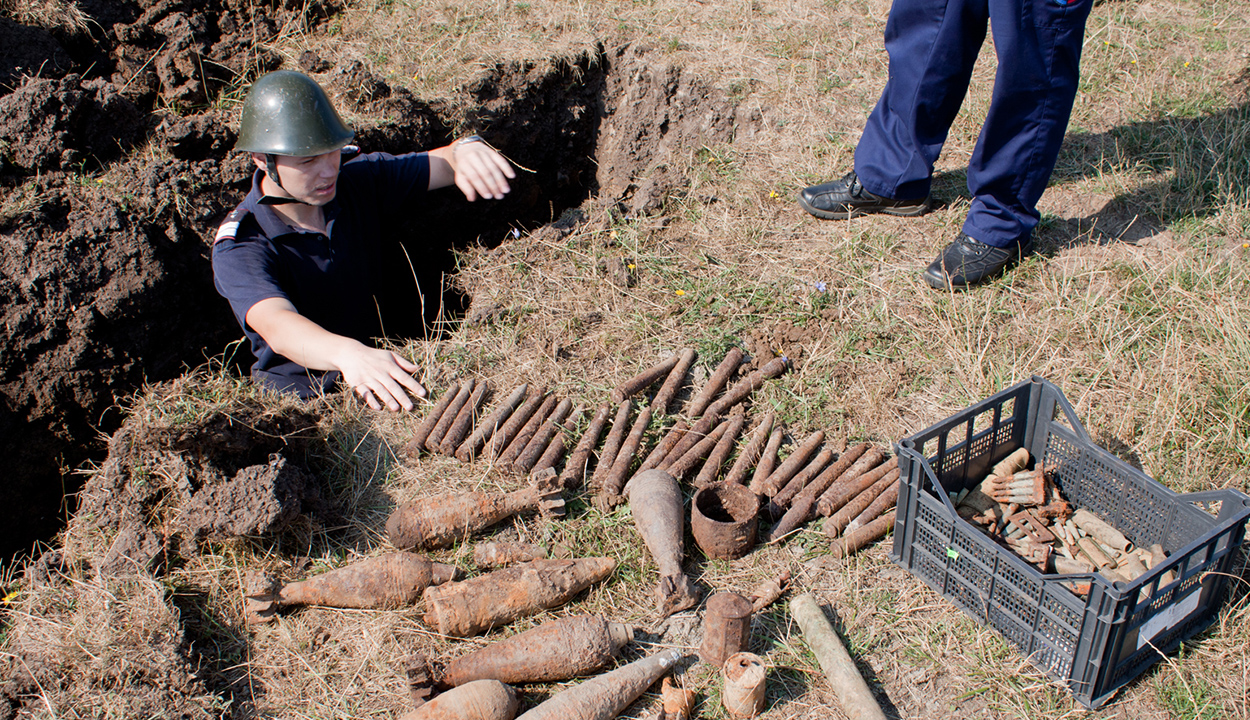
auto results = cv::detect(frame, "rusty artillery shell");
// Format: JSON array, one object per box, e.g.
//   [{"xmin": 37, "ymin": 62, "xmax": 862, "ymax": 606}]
[
  {"xmin": 424, "ymin": 557, "xmax": 617, "ymax": 637},
  {"xmin": 514, "ymin": 648, "xmax": 683, "ymax": 720},
  {"xmin": 722, "ymin": 652, "xmax": 767, "ymax": 718},
  {"xmin": 1073, "ymin": 509, "xmax": 1134, "ymax": 553},
  {"xmin": 666, "ymin": 417, "xmax": 731, "ymax": 480},
  {"xmin": 398, "ymin": 679, "xmax": 519, "ymax": 720},
  {"xmin": 591, "ymin": 400, "xmax": 633, "ymax": 490},
  {"xmin": 759, "ymin": 430, "xmax": 826, "ymax": 498},
  {"xmin": 989, "ymin": 447, "xmax": 1031, "ymax": 479},
  {"xmin": 723, "ymin": 412, "xmax": 775, "ymax": 486},
  {"xmin": 269, "ymin": 553, "xmax": 457, "ymax": 610},
  {"xmin": 825, "ymin": 468, "xmax": 900, "ymax": 538},
  {"xmin": 533, "ymin": 404, "xmax": 584, "ymax": 475},
  {"xmin": 790, "ymin": 594, "xmax": 887, "ymax": 720},
  {"xmin": 659, "ymin": 411, "xmax": 722, "ymax": 472},
  {"xmin": 700, "ymin": 591, "xmax": 753, "ymax": 667},
  {"xmin": 514, "ymin": 398, "xmax": 574, "ymax": 473},
  {"xmin": 688, "ymin": 347, "xmax": 745, "ymax": 418},
  {"xmin": 748, "ymin": 426, "xmax": 786, "ymax": 495},
  {"xmin": 500, "ymin": 394, "xmax": 558, "ymax": 466},
  {"xmin": 748, "ymin": 570, "xmax": 791, "ymax": 613},
  {"xmin": 473, "ymin": 541, "xmax": 548, "ymax": 569},
  {"xmin": 694, "ymin": 408, "xmax": 746, "ymax": 487},
  {"xmin": 639, "ymin": 418, "xmax": 687, "ymax": 474},
  {"xmin": 768, "ymin": 444, "xmax": 878, "ymax": 541},
  {"xmin": 612, "ymin": 351, "xmax": 682, "ymax": 404},
  {"xmin": 404, "ymin": 381, "xmax": 461, "ymax": 458},
  {"xmin": 441, "ymin": 381, "xmax": 493, "ymax": 455},
  {"xmin": 488, "ymin": 387, "xmax": 547, "ymax": 460},
  {"xmin": 443, "ymin": 615, "xmax": 634, "ymax": 687},
  {"xmin": 766, "ymin": 445, "xmax": 835, "ymax": 518},
  {"xmin": 458, "ymin": 384, "xmax": 530, "ymax": 462},
  {"xmin": 704, "ymin": 356, "xmax": 790, "ymax": 419},
  {"xmin": 830, "ymin": 511, "xmax": 896, "ymax": 560},
  {"xmin": 428, "ymin": 379, "xmax": 477, "ymax": 451},
  {"xmin": 691, "ymin": 481, "xmax": 760, "ymax": 560},
  {"xmin": 846, "ymin": 479, "xmax": 900, "ymax": 534},
  {"xmin": 601, "ymin": 406, "xmax": 653, "ymax": 499},
  {"xmin": 627, "ymin": 469, "xmax": 703, "ymax": 617},
  {"xmin": 387, "ymin": 475, "xmax": 563, "ymax": 550},
  {"xmin": 651, "ymin": 347, "xmax": 696, "ymax": 415},
  {"xmin": 815, "ymin": 450, "xmax": 891, "ymax": 517},
  {"xmin": 559, "ymin": 404, "xmax": 611, "ymax": 490}
]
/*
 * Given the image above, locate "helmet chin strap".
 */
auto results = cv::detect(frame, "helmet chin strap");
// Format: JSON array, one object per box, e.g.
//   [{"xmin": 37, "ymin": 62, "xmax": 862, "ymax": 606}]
[{"xmin": 262, "ymin": 153, "xmax": 308, "ymax": 206}]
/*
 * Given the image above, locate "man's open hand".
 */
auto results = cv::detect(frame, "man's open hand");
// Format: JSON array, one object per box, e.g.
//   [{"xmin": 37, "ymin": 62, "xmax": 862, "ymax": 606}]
[{"xmin": 338, "ymin": 347, "xmax": 427, "ymax": 412}]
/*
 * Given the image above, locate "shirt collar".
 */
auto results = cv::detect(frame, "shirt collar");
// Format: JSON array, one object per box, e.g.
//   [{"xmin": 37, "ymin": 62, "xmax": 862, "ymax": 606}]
[{"xmin": 241, "ymin": 168, "xmax": 340, "ymax": 240}]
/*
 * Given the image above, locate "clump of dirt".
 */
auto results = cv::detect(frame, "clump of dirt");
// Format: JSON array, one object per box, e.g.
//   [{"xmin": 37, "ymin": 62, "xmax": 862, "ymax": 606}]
[{"xmin": 743, "ymin": 311, "xmax": 841, "ymax": 370}]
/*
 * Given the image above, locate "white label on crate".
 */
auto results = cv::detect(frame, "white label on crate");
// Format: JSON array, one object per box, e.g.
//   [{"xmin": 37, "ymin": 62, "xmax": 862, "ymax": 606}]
[{"xmin": 1137, "ymin": 589, "xmax": 1202, "ymax": 651}]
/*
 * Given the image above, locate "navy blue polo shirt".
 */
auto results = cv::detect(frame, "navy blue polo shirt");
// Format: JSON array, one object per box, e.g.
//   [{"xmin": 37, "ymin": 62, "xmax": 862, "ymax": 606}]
[{"xmin": 212, "ymin": 149, "xmax": 430, "ymax": 398}]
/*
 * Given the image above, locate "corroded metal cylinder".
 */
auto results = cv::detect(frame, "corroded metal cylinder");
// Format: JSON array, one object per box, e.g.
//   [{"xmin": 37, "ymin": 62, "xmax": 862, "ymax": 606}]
[
  {"xmin": 691, "ymin": 482, "xmax": 759, "ymax": 560},
  {"xmin": 699, "ymin": 592, "xmax": 753, "ymax": 667},
  {"xmin": 722, "ymin": 652, "xmax": 767, "ymax": 717}
]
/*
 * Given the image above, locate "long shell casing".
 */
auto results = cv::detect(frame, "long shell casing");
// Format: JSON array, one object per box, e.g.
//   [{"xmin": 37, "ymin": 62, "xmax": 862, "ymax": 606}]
[{"xmin": 442, "ymin": 615, "xmax": 634, "ymax": 687}]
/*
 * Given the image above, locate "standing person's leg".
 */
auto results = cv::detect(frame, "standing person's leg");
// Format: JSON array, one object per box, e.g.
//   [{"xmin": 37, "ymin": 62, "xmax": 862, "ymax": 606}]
[
  {"xmin": 800, "ymin": 0, "xmax": 990, "ymax": 219},
  {"xmin": 923, "ymin": 0, "xmax": 1092, "ymax": 288}
]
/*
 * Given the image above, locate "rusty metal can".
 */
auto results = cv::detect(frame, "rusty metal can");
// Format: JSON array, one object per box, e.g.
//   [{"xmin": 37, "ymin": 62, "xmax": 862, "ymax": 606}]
[
  {"xmin": 691, "ymin": 482, "xmax": 759, "ymax": 560},
  {"xmin": 700, "ymin": 592, "xmax": 753, "ymax": 667}
]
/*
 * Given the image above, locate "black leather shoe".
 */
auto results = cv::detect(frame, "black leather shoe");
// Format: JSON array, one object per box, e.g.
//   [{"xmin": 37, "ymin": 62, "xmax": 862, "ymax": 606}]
[
  {"xmin": 923, "ymin": 233, "xmax": 1033, "ymax": 289},
  {"xmin": 798, "ymin": 170, "xmax": 929, "ymax": 220}
]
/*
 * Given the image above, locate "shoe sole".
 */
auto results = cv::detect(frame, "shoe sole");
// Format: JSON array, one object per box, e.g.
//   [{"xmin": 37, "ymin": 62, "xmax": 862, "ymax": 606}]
[{"xmin": 798, "ymin": 194, "xmax": 930, "ymax": 221}]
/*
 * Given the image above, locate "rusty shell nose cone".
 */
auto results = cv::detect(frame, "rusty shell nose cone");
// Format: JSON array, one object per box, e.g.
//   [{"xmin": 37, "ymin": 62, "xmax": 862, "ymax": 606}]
[
  {"xmin": 607, "ymin": 621, "xmax": 635, "ymax": 651},
  {"xmin": 431, "ymin": 562, "xmax": 459, "ymax": 585}
]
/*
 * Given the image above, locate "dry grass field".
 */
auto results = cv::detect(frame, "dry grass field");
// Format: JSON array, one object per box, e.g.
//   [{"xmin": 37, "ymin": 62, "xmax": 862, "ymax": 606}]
[{"xmin": 3, "ymin": 0, "xmax": 1248, "ymax": 718}]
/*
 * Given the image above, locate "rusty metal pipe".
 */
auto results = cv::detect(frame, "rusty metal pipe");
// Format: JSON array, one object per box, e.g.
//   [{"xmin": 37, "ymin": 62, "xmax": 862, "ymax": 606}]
[
  {"xmin": 457, "ymin": 383, "xmax": 529, "ymax": 462},
  {"xmin": 665, "ymin": 418, "xmax": 730, "ymax": 480},
  {"xmin": 591, "ymin": 400, "xmax": 633, "ymax": 490},
  {"xmin": 514, "ymin": 648, "xmax": 683, "ymax": 720},
  {"xmin": 747, "ymin": 426, "xmax": 786, "ymax": 495},
  {"xmin": 759, "ymin": 431, "xmax": 825, "ymax": 498},
  {"xmin": 815, "ymin": 452, "xmax": 893, "ymax": 517},
  {"xmin": 532, "ymin": 404, "xmax": 584, "ymax": 475},
  {"xmin": 488, "ymin": 386, "xmax": 547, "ymax": 460},
  {"xmin": 651, "ymin": 347, "xmax": 696, "ymax": 415},
  {"xmin": 694, "ymin": 408, "xmax": 746, "ymax": 488},
  {"xmin": 766, "ymin": 445, "xmax": 835, "ymax": 519},
  {"xmin": 499, "ymin": 394, "xmax": 558, "ymax": 466},
  {"xmin": 825, "ymin": 468, "xmax": 900, "ymax": 538},
  {"xmin": 830, "ymin": 511, "xmax": 896, "ymax": 560},
  {"xmin": 558, "ymin": 404, "xmax": 611, "ymax": 490},
  {"xmin": 638, "ymin": 419, "xmax": 687, "ymax": 473},
  {"xmin": 704, "ymin": 356, "xmax": 789, "ymax": 418},
  {"xmin": 513, "ymin": 398, "xmax": 574, "ymax": 474},
  {"xmin": 427, "ymin": 379, "xmax": 476, "ymax": 451},
  {"xmin": 612, "ymin": 351, "xmax": 682, "ymax": 404},
  {"xmin": 404, "ymin": 381, "xmax": 460, "ymax": 458},
  {"xmin": 658, "ymin": 412, "xmax": 721, "ymax": 471},
  {"xmin": 440, "ymin": 381, "xmax": 492, "ymax": 456},
  {"xmin": 600, "ymin": 406, "xmax": 653, "ymax": 502},
  {"xmin": 723, "ymin": 412, "xmax": 775, "ymax": 486},
  {"xmin": 688, "ymin": 347, "xmax": 745, "ymax": 418}
]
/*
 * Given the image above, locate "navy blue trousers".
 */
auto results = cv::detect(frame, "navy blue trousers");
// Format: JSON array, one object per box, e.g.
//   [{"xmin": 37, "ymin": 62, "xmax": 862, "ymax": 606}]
[{"xmin": 854, "ymin": 0, "xmax": 1092, "ymax": 247}]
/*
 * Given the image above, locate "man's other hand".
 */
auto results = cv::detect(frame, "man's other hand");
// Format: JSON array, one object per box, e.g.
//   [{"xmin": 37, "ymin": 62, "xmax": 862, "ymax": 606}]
[{"xmin": 338, "ymin": 347, "xmax": 427, "ymax": 412}]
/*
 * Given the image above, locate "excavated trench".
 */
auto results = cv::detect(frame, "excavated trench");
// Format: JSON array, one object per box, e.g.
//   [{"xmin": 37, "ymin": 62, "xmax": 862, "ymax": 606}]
[{"xmin": 0, "ymin": 1, "xmax": 738, "ymax": 565}]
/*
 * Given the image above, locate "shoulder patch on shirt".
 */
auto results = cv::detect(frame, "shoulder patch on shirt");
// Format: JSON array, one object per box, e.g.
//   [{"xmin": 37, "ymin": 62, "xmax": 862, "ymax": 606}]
[{"xmin": 214, "ymin": 207, "xmax": 252, "ymax": 245}]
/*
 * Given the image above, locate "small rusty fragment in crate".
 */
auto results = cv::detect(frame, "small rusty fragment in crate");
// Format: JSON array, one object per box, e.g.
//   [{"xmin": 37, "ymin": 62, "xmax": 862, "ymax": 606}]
[{"xmin": 1007, "ymin": 509, "xmax": 1056, "ymax": 544}]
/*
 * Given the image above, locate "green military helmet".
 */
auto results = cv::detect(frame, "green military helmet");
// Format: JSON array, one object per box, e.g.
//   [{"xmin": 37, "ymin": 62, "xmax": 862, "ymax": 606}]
[{"xmin": 235, "ymin": 70, "xmax": 354, "ymax": 156}]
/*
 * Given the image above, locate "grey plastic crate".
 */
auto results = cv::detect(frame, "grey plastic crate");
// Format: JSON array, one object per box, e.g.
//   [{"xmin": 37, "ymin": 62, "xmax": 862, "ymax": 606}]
[{"xmin": 891, "ymin": 376, "xmax": 1250, "ymax": 709}]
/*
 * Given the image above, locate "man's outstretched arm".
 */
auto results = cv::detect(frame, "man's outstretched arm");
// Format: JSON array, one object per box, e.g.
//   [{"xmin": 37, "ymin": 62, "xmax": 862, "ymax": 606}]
[
  {"xmin": 427, "ymin": 137, "xmax": 516, "ymax": 201},
  {"xmin": 246, "ymin": 297, "xmax": 426, "ymax": 412}
]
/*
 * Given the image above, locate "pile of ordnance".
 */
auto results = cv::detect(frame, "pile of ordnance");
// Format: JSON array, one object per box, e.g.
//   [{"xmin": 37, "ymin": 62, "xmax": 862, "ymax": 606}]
[
  {"xmin": 247, "ymin": 347, "xmax": 903, "ymax": 719},
  {"xmin": 954, "ymin": 448, "xmax": 1173, "ymax": 596}
]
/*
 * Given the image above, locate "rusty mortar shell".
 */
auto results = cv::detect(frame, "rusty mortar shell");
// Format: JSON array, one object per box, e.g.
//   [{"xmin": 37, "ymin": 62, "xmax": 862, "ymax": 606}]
[
  {"xmin": 600, "ymin": 405, "xmax": 653, "ymax": 499},
  {"xmin": 639, "ymin": 418, "xmax": 687, "ymax": 474},
  {"xmin": 815, "ymin": 451, "xmax": 893, "ymax": 517},
  {"xmin": 688, "ymin": 347, "xmax": 745, "ymax": 418},
  {"xmin": 704, "ymin": 355, "xmax": 790, "ymax": 419},
  {"xmin": 651, "ymin": 347, "xmax": 697, "ymax": 415},
  {"xmin": 533, "ymin": 404, "xmax": 584, "ymax": 476},
  {"xmin": 759, "ymin": 430, "xmax": 826, "ymax": 498},
  {"xmin": 691, "ymin": 481, "xmax": 760, "ymax": 561},
  {"xmin": 514, "ymin": 648, "xmax": 684, "ymax": 720},
  {"xmin": 387, "ymin": 474, "xmax": 564, "ymax": 550},
  {"xmin": 404, "ymin": 381, "xmax": 461, "ymax": 458},
  {"xmin": 747, "ymin": 426, "xmax": 786, "ymax": 494},
  {"xmin": 666, "ymin": 416, "xmax": 731, "ymax": 480},
  {"xmin": 766, "ymin": 445, "xmax": 835, "ymax": 520},
  {"xmin": 457, "ymin": 383, "xmax": 529, "ymax": 462},
  {"xmin": 424, "ymin": 557, "xmax": 617, "ymax": 637},
  {"xmin": 488, "ymin": 386, "xmax": 548, "ymax": 460},
  {"xmin": 723, "ymin": 411, "xmax": 775, "ymax": 486},
  {"xmin": 830, "ymin": 510, "xmax": 896, "ymax": 560},
  {"xmin": 442, "ymin": 614, "xmax": 635, "ymax": 687},
  {"xmin": 825, "ymin": 468, "xmax": 900, "ymax": 539},
  {"xmin": 473, "ymin": 541, "xmax": 548, "ymax": 569},
  {"xmin": 612, "ymin": 351, "xmax": 683, "ymax": 404},
  {"xmin": 1073, "ymin": 508, "xmax": 1134, "ymax": 553},
  {"xmin": 722, "ymin": 651, "xmax": 767, "ymax": 718},
  {"xmin": 427, "ymin": 379, "xmax": 477, "ymax": 451},
  {"xmin": 748, "ymin": 569, "xmax": 792, "ymax": 614},
  {"xmin": 700, "ymin": 591, "xmax": 754, "ymax": 667},
  {"xmin": 267, "ymin": 552, "xmax": 458, "ymax": 611},
  {"xmin": 627, "ymin": 469, "xmax": 703, "ymax": 617},
  {"xmin": 514, "ymin": 398, "xmax": 574, "ymax": 474},
  {"xmin": 660, "ymin": 411, "xmax": 722, "ymax": 472},
  {"xmin": 499, "ymin": 394, "xmax": 559, "ymax": 466},
  {"xmin": 440, "ymin": 381, "xmax": 493, "ymax": 456},
  {"xmin": 591, "ymin": 400, "xmax": 633, "ymax": 490},
  {"xmin": 694, "ymin": 407, "xmax": 746, "ymax": 488},
  {"xmin": 397, "ymin": 679, "xmax": 519, "ymax": 720},
  {"xmin": 559, "ymin": 403, "xmax": 611, "ymax": 490}
]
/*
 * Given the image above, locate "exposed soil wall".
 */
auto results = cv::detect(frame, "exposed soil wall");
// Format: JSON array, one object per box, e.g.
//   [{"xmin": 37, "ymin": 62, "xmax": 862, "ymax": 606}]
[{"xmin": 0, "ymin": 2, "xmax": 739, "ymax": 566}]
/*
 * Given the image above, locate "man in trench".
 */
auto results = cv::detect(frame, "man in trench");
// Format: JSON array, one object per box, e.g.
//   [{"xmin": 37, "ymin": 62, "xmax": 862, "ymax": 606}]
[{"xmin": 212, "ymin": 70, "xmax": 515, "ymax": 411}]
